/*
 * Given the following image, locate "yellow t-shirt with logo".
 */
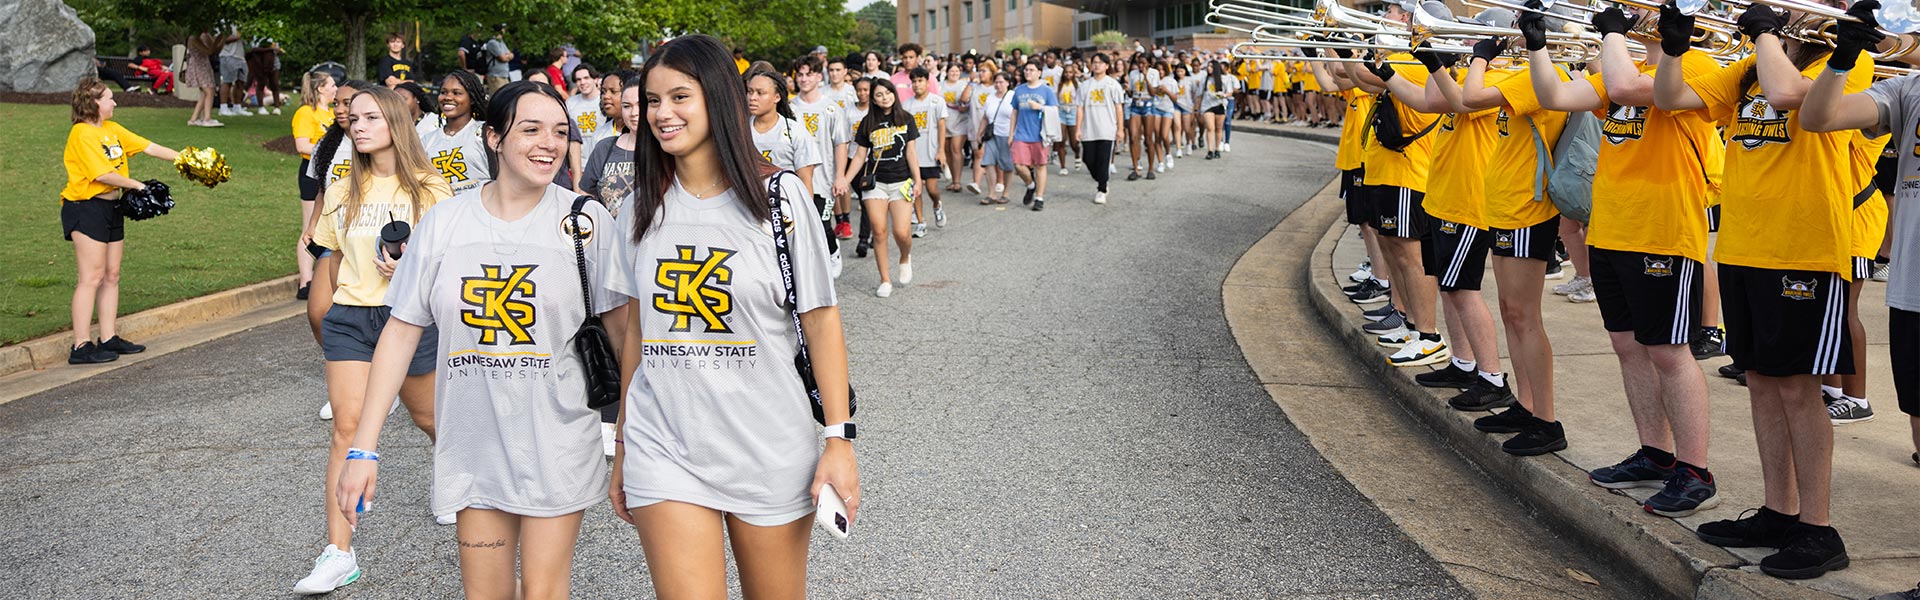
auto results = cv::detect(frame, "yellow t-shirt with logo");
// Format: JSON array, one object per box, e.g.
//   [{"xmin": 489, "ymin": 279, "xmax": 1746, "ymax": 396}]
[
  {"xmin": 1299, "ymin": 63, "xmax": 1322, "ymax": 92},
  {"xmin": 1272, "ymin": 62, "xmax": 1291, "ymax": 89},
  {"xmin": 313, "ymin": 174, "xmax": 453, "ymax": 307},
  {"xmin": 62, "ymin": 121, "xmax": 151, "ymax": 201},
  {"xmin": 1686, "ymin": 53, "xmax": 1871, "ymax": 277},
  {"xmin": 291, "ymin": 105, "xmax": 334, "ymax": 161},
  {"xmin": 1335, "ymin": 89, "xmax": 1376, "ymax": 171},
  {"xmin": 1849, "ymin": 133, "xmax": 1891, "ymax": 259},
  {"xmin": 1482, "ymin": 65, "xmax": 1567, "ymax": 230},
  {"xmin": 1359, "ymin": 54, "xmax": 1438, "ymax": 192},
  {"xmin": 1584, "ymin": 51, "xmax": 1719, "ymax": 263},
  {"xmin": 1425, "ymin": 71, "xmax": 1507, "ymax": 231}
]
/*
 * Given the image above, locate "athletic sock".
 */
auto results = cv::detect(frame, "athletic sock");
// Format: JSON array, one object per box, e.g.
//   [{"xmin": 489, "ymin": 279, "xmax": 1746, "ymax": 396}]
[
  {"xmin": 1452, "ymin": 358, "xmax": 1476, "ymax": 372},
  {"xmin": 1419, "ymin": 332, "xmax": 1441, "ymax": 343},
  {"xmin": 1478, "ymin": 370, "xmax": 1506, "ymax": 387},
  {"xmin": 1641, "ymin": 445, "xmax": 1677, "ymax": 468},
  {"xmin": 1821, "ymin": 385, "xmax": 1843, "ymax": 398},
  {"xmin": 1675, "ymin": 460, "xmax": 1712, "ymax": 482},
  {"xmin": 1846, "ymin": 394, "xmax": 1870, "ymax": 410}
]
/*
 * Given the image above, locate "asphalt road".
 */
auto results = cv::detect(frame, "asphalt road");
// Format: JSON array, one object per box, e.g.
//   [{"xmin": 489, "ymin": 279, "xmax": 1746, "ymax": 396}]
[{"xmin": 0, "ymin": 134, "xmax": 1468, "ymax": 599}]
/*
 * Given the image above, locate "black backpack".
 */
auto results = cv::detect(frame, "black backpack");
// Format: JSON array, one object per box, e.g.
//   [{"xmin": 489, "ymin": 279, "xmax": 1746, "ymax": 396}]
[{"xmin": 1367, "ymin": 90, "xmax": 1439, "ymax": 153}]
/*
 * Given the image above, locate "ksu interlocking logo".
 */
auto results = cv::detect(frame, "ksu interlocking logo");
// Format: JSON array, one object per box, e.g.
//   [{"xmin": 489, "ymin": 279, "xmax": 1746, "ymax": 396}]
[
  {"xmin": 654, "ymin": 246, "xmax": 736, "ymax": 333},
  {"xmin": 577, "ymin": 111, "xmax": 598, "ymax": 135},
  {"xmin": 1643, "ymin": 256, "xmax": 1674, "ymax": 277},
  {"xmin": 803, "ymin": 113, "xmax": 821, "ymax": 136},
  {"xmin": 1781, "ymin": 277, "xmax": 1818, "ymax": 301},
  {"xmin": 331, "ymin": 161, "xmax": 351, "ymax": 180},
  {"xmin": 913, "ymin": 111, "xmax": 929, "ymax": 130},
  {"xmin": 461, "ymin": 265, "xmax": 539, "ymax": 345},
  {"xmin": 432, "ymin": 148, "xmax": 470, "ymax": 183},
  {"xmin": 1732, "ymin": 93, "xmax": 1791, "ymax": 150},
  {"xmin": 1494, "ymin": 231, "xmax": 1514, "ymax": 250},
  {"xmin": 1090, "ymin": 89, "xmax": 1107, "ymax": 104}
]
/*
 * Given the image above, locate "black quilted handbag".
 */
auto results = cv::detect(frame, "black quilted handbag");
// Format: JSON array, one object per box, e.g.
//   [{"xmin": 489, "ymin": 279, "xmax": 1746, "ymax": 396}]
[{"xmin": 566, "ymin": 195, "xmax": 622, "ymax": 410}]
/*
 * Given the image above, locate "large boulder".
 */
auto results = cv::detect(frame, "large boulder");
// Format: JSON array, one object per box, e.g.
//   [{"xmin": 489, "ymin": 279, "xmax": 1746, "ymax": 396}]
[{"xmin": 0, "ymin": 0, "xmax": 95, "ymax": 93}]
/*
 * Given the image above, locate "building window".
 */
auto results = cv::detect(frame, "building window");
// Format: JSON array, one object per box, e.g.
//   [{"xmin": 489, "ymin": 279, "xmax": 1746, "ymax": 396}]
[
  {"xmin": 928, "ymin": 10, "xmax": 937, "ymax": 29},
  {"xmin": 1009, "ymin": 0, "xmax": 1016, "ymax": 10},
  {"xmin": 984, "ymin": 0, "xmax": 991, "ymax": 18},
  {"xmin": 941, "ymin": 7, "xmax": 948, "ymax": 27},
  {"xmin": 965, "ymin": 1, "xmax": 973, "ymax": 22},
  {"xmin": 912, "ymin": 14, "xmax": 921, "ymax": 31}
]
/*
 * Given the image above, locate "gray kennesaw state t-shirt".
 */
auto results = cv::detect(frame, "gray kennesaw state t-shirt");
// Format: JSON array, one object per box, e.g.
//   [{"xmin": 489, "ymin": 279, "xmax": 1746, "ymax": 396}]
[
  {"xmin": 790, "ymin": 95, "xmax": 849, "ymax": 202},
  {"xmin": 1866, "ymin": 76, "xmax": 1920, "ymax": 311},
  {"xmin": 386, "ymin": 183, "xmax": 625, "ymax": 517},
  {"xmin": 567, "ymin": 95, "xmax": 610, "ymax": 153},
  {"xmin": 580, "ymin": 137, "xmax": 634, "ymax": 217},
  {"xmin": 415, "ymin": 118, "xmax": 492, "ymax": 195},
  {"xmin": 751, "ymin": 118, "xmax": 824, "ymax": 197},
  {"xmin": 1078, "ymin": 76, "xmax": 1126, "ymax": 142},
  {"xmin": 603, "ymin": 172, "xmax": 836, "ymax": 521},
  {"xmin": 902, "ymin": 94, "xmax": 947, "ymax": 166}
]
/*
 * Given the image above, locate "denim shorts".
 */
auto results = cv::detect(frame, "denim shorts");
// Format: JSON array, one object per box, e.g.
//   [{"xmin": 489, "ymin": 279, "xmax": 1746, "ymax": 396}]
[{"xmin": 321, "ymin": 304, "xmax": 438, "ymax": 376}]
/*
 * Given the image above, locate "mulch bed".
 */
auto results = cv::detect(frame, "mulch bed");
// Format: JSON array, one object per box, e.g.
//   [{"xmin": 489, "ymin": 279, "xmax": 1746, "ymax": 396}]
[
  {"xmin": 261, "ymin": 135, "xmax": 299, "ymax": 156},
  {"xmin": 1, "ymin": 91, "xmax": 193, "ymax": 107}
]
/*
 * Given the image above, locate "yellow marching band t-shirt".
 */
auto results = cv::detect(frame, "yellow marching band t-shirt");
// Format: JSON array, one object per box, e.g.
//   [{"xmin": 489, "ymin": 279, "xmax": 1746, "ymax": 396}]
[
  {"xmin": 1583, "ymin": 51, "xmax": 1720, "ymax": 264},
  {"xmin": 313, "ymin": 174, "xmax": 454, "ymax": 307},
  {"xmin": 1423, "ymin": 69, "xmax": 1509, "ymax": 232},
  {"xmin": 1359, "ymin": 53, "xmax": 1438, "ymax": 193},
  {"xmin": 291, "ymin": 104, "xmax": 335, "ymax": 161},
  {"xmin": 62, "ymin": 120, "xmax": 151, "ymax": 202}
]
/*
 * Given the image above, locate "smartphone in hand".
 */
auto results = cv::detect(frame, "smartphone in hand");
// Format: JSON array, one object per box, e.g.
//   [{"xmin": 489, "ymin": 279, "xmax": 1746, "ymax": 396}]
[{"xmin": 815, "ymin": 483, "xmax": 851, "ymax": 539}]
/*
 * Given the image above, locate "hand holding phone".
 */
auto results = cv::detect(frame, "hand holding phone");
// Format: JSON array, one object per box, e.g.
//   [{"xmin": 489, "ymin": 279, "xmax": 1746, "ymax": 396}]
[{"xmin": 815, "ymin": 483, "xmax": 852, "ymax": 539}]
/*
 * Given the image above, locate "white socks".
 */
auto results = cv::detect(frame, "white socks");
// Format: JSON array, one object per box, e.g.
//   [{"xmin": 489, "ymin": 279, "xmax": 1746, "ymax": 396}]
[
  {"xmin": 1452, "ymin": 358, "xmax": 1476, "ymax": 372},
  {"xmin": 1479, "ymin": 371, "xmax": 1506, "ymax": 387}
]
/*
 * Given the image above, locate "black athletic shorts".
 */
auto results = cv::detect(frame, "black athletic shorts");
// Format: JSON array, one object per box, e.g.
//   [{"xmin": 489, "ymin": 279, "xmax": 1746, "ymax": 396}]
[
  {"xmin": 1369, "ymin": 185, "xmax": 1429, "ymax": 239},
  {"xmin": 1426, "ymin": 220, "xmax": 1492, "ymax": 291},
  {"xmin": 61, "ymin": 197, "xmax": 124, "ymax": 243},
  {"xmin": 1852, "ymin": 256, "xmax": 1875, "ymax": 281},
  {"xmin": 299, "ymin": 158, "xmax": 321, "ymax": 200},
  {"xmin": 1291, "ymin": 83, "xmax": 1304, "ymax": 94},
  {"xmin": 1590, "ymin": 248, "xmax": 1703, "ymax": 346},
  {"xmin": 1706, "ymin": 205, "xmax": 1721, "ymax": 233},
  {"xmin": 1342, "ymin": 169, "xmax": 1368, "ymax": 225},
  {"xmin": 919, "ymin": 166, "xmax": 941, "ymax": 181},
  {"xmin": 1719, "ymin": 263, "xmax": 1852, "ymax": 377},
  {"xmin": 1891, "ymin": 307, "xmax": 1920, "ymax": 417},
  {"xmin": 1490, "ymin": 216, "xmax": 1559, "ymax": 261},
  {"xmin": 1205, "ymin": 105, "xmax": 1225, "ymax": 116}
]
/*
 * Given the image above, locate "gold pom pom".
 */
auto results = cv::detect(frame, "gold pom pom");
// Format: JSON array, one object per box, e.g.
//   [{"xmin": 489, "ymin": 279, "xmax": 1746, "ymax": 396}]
[{"xmin": 173, "ymin": 146, "xmax": 232, "ymax": 189}]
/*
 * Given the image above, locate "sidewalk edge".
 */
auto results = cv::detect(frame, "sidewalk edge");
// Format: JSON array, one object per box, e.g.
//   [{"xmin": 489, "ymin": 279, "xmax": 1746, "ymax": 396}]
[
  {"xmin": 1294, "ymin": 190, "xmax": 1831, "ymax": 599},
  {"xmin": 0, "ymin": 275, "xmax": 299, "ymax": 378}
]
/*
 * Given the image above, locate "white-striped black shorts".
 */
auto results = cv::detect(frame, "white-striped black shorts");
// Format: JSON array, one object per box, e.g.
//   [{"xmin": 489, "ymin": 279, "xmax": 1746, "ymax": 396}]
[
  {"xmin": 1719, "ymin": 264, "xmax": 1853, "ymax": 377},
  {"xmin": 1424, "ymin": 220, "xmax": 1490, "ymax": 291},
  {"xmin": 1489, "ymin": 216, "xmax": 1559, "ymax": 261},
  {"xmin": 1368, "ymin": 185, "xmax": 1428, "ymax": 239},
  {"xmin": 1589, "ymin": 248, "xmax": 1702, "ymax": 346}
]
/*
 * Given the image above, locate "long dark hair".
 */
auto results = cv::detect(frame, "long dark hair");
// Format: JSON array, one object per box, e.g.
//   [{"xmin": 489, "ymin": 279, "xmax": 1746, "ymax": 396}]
[
  {"xmin": 481, "ymin": 81, "xmax": 569, "ymax": 180},
  {"xmin": 745, "ymin": 68, "xmax": 796, "ymax": 120},
  {"xmin": 438, "ymin": 70, "xmax": 488, "ymax": 127},
  {"xmin": 630, "ymin": 35, "xmax": 777, "ymax": 242},
  {"xmin": 860, "ymin": 77, "xmax": 910, "ymax": 136}
]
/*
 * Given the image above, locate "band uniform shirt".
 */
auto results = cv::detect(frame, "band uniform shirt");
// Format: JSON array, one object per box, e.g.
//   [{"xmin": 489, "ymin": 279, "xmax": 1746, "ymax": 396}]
[
  {"xmin": 1359, "ymin": 53, "xmax": 1438, "ymax": 193},
  {"xmin": 1424, "ymin": 70, "xmax": 1506, "ymax": 231},
  {"xmin": 312, "ymin": 174, "xmax": 451, "ymax": 307},
  {"xmin": 416, "ymin": 118, "xmax": 493, "ymax": 196},
  {"xmin": 1335, "ymin": 89, "xmax": 1376, "ymax": 172},
  {"xmin": 1481, "ymin": 65, "xmax": 1568, "ymax": 230},
  {"xmin": 62, "ymin": 121, "xmax": 150, "ymax": 201},
  {"xmin": 1583, "ymin": 51, "xmax": 1719, "ymax": 263}
]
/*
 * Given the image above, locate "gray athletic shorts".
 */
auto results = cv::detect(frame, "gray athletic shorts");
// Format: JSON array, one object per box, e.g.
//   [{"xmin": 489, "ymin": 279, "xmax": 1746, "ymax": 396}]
[
  {"xmin": 983, "ymin": 135, "xmax": 1015, "ymax": 171},
  {"xmin": 321, "ymin": 304, "xmax": 437, "ymax": 376},
  {"xmin": 218, "ymin": 56, "xmax": 248, "ymax": 84}
]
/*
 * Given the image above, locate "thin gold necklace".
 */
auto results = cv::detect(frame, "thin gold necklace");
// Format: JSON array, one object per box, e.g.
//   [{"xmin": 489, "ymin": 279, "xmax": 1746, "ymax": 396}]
[{"xmin": 685, "ymin": 177, "xmax": 725, "ymax": 199}]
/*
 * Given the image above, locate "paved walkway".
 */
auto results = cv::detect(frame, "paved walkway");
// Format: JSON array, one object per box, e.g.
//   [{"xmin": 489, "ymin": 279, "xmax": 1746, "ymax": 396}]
[
  {"xmin": 0, "ymin": 135, "xmax": 1470, "ymax": 598},
  {"xmin": 1324, "ymin": 220, "xmax": 1920, "ymax": 599}
]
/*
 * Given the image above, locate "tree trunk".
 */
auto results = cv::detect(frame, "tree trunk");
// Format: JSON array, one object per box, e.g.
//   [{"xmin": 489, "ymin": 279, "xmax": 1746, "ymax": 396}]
[{"xmin": 344, "ymin": 12, "xmax": 368, "ymax": 80}]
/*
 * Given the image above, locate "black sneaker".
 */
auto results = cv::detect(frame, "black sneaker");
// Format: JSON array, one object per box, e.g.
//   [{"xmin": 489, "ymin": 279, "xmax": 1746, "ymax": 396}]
[
  {"xmin": 855, "ymin": 240, "xmax": 870, "ymax": 258},
  {"xmin": 1022, "ymin": 185, "xmax": 1036, "ymax": 205},
  {"xmin": 1127, "ymin": 170, "xmax": 1142, "ymax": 181},
  {"xmin": 297, "ymin": 284, "xmax": 310, "ymax": 300},
  {"xmin": 1415, "ymin": 362, "xmax": 1476, "ymax": 389},
  {"xmin": 1869, "ymin": 583, "xmax": 1920, "ymax": 600},
  {"xmin": 1736, "ymin": 371, "xmax": 1747, "ymax": 386},
  {"xmin": 1474, "ymin": 404, "xmax": 1538, "ymax": 433},
  {"xmin": 1448, "ymin": 377, "xmax": 1517, "ymax": 411},
  {"xmin": 1349, "ymin": 282, "xmax": 1390, "ymax": 305},
  {"xmin": 98, "ymin": 335, "xmax": 145, "ymax": 354},
  {"xmin": 1031, "ymin": 198, "xmax": 1044, "ymax": 212},
  {"xmin": 1361, "ymin": 310, "xmax": 1408, "ymax": 335},
  {"xmin": 68, "ymin": 341, "xmax": 118, "ymax": 365},
  {"xmin": 1362, "ymin": 304, "xmax": 1397, "ymax": 322},
  {"xmin": 1717, "ymin": 363, "xmax": 1743, "ymax": 379},
  {"xmin": 1589, "ymin": 450, "xmax": 1672, "ymax": 489},
  {"xmin": 1696, "ymin": 507, "xmax": 1799, "ymax": 548},
  {"xmin": 1691, "ymin": 327, "xmax": 1725, "ymax": 359},
  {"xmin": 1344, "ymin": 278, "xmax": 1380, "ymax": 297},
  {"xmin": 1643, "ymin": 466, "xmax": 1721, "ymax": 517},
  {"xmin": 1502, "ymin": 420, "xmax": 1567, "ymax": 456},
  {"xmin": 1759, "ymin": 524, "xmax": 1849, "ymax": 579},
  {"xmin": 1343, "ymin": 281, "xmax": 1369, "ymax": 294}
]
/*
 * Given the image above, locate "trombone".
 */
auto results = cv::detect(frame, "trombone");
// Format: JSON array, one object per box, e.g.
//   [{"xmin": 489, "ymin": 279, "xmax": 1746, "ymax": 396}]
[
  {"xmin": 1405, "ymin": 1, "xmax": 1609, "ymax": 62},
  {"xmin": 1675, "ymin": 0, "xmax": 1920, "ymax": 60}
]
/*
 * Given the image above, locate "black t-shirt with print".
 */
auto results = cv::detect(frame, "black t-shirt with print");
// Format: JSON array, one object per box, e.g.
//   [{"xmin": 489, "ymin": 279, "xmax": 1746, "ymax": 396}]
[
  {"xmin": 375, "ymin": 56, "xmax": 414, "ymax": 83},
  {"xmin": 854, "ymin": 112, "xmax": 920, "ymax": 184}
]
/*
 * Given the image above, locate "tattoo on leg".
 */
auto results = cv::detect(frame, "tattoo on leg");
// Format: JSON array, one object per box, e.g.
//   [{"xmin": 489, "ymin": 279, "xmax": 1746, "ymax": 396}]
[{"xmin": 459, "ymin": 539, "xmax": 508, "ymax": 549}]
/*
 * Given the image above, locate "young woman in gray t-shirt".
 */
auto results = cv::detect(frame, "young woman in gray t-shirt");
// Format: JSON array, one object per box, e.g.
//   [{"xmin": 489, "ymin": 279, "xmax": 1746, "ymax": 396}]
[{"xmin": 606, "ymin": 35, "xmax": 861, "ymax": 596}]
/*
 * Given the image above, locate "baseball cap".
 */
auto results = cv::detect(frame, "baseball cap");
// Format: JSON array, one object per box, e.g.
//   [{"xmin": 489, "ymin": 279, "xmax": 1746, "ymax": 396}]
[{"xmin": 1469, "ymin": 7, "xmax": 1517, "ymax": 29}]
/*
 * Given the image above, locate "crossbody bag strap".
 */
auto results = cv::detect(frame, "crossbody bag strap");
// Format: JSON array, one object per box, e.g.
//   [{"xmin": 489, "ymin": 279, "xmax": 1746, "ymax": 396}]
[
  {"xmin": 569, "ymin": 195, "xmax": 595, "ymax": 316},
  {"xmin": 765, "ymin": 170, "xmax": 832, "ymax": 413}
]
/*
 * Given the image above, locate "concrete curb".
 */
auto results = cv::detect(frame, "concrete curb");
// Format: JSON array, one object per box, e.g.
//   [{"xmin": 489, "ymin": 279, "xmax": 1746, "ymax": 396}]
[
  {"xmin": 1230, "ymin": 121, "xmax": 1342, "ymax": 145},
  {"xmin": 0, "ymin": 275, "xmax": 298, "ymax": 378},
  {"xmin": 1294, "ymin": 189, "xmax": 1841, "ymax": 599}
]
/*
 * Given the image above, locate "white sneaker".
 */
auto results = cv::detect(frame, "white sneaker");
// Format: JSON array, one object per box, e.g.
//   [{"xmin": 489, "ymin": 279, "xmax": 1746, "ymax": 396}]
[
  {"xmin": 601, "ymin": 422, "xmax": 617, "ymax": 457},
  {"xmin": 319, "ymin": 401, "xmax": 333, "ymax": 420},
  {"xmin": 1389, "ymin": 337, "xmax": 1451, "ymax": 367},
  {"xmin": 1093, "ymin": 192, "xmax": 1107, "ymax": 205},
  {"xmin": 271, "ymin": 107, "xmax": 283, "ymax": 115},
  {"xmin": 292, "ymin": 544, "xmax": 361, "ymax": 595},
  {"xmin": 1109, "ymin": 164, "xmax": 1118, "ymax": 174},
  {"xmin": 1374, "ymin": 327, "xmax": 1415, "ymax": 347},
  {"xmin": 934, "ymin": 207, "xmax": 947, "ymax": 228},
  {"xmin": 993, "ymin": 183, "xmax": 1005, "ymax": 196},
  {"xmin": 203, "ymin": 119, "xmax": 224, "ymax": 127},
  {"xmin": 436, "ymin": 513, "xmax": 458, "ymax": 525},
  {"xmin": 218, "ymin": 106, "xmax": 234, "ymax": 116},
  {"xmin": 911, "ymin": 222, "xmax": 927, "ymax": 238},
  {"xmin": 875, "ymin": 282, "xmax": 893, "ymax": 298},
  {"xmin": 1222, "ymin": 142, "xmax": 1231, "ymax": 152},
  {"xmin": 1175, "ymin": 148, "xmax": 1185, "ymax": 158},
  {"xmin": 1059, "ymin": 167, "xmax": 1069, "ymax": 175},
  {"xmin": 257, "ymin": 107, "xmax": 273, "ymax": 116},
  {"xmin": 1551, "ymin": 276, "xmax": 1586, "ymax": 295},
  {"xmin": 899, "ymin": 262, "xmax": 913, "ymax": 285},
  {"xmin": 1348, "ymin": 262, "xmax": 1373, "ymax": 283},
  {"xmin": 965, "ymin": 182, "xmax": 982, "ymax": 195},
  {"xmin": 828, "ymin": 252, "xmax": 844, "ymax": 279},
  {"xmin": 1156, "ymin": 163, "xmax": 1167, "ymax": 173},
  {"xmin": 1568, "ymin": 283, "xmax": 1596, "ymax": 304}
]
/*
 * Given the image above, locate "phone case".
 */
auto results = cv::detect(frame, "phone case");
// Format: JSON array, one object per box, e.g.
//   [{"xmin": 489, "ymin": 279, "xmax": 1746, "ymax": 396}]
[{"xmin": 815, "ymin": 483, "xmax": 851, "ymax": 539}]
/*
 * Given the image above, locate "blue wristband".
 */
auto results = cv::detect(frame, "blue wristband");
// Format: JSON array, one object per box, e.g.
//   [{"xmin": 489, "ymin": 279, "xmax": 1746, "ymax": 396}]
[
  {"xmin": 1828, "ymin": 64, "xmax": 1854, "ymax": 75},
  {"xmin": 345, "ymin": 448, "xmax": 379, "ymax": 462}
]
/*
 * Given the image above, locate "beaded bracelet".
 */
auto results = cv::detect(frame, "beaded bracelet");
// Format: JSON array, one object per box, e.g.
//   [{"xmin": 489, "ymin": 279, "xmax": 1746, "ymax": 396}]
[{"xmin": 346, "ymin": 448, "xmax": 380, "ymax": 462}]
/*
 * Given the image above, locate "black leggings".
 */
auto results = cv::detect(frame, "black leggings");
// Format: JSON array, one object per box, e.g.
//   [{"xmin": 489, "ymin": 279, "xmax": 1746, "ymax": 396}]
[{"xmin": 1082, "ymin": 139, "xmax": 1115, "ymax": 193}]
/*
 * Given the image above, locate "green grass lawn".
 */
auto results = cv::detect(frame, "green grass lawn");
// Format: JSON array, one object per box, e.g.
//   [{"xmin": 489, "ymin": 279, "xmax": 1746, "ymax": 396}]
[{"xmin": 0, "ymin": 102, "xmax": 305, "ymax": 345}]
